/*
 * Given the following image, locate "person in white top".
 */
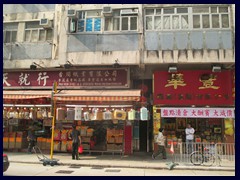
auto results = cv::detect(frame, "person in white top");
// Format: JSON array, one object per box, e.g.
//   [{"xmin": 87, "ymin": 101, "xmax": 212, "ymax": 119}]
[
  {"xmin": 185, "ymin": 124, "xmax": 195, "ymax": 153},
  {"xmin": 152, "ymin": 128, "xmax": 167, "ymax": 160}
]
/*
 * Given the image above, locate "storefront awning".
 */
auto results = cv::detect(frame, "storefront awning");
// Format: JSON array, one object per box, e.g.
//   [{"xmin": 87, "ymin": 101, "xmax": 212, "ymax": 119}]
[
  {"xmin": 3, "ymin": 90, "xmax": 52, "ymax": 99},
  {"xmin": 53, "ymin": 90, "xmax": 141, "ymax": 102}
]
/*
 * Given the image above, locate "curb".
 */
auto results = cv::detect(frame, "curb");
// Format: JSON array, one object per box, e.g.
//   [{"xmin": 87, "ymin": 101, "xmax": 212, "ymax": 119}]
[{"xmin": 10, "ymin": 160, "xmax": 235, "ymax": 171}]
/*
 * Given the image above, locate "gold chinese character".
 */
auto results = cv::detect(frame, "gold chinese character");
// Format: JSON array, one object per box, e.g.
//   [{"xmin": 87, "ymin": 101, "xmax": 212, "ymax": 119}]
[
  {"xmin": 165, "ymin": 73, "xmax": 186, "ymax": 89},
  {"xmin": 199, "ymin": 74, "xmax": 219, "ymax": 90}
]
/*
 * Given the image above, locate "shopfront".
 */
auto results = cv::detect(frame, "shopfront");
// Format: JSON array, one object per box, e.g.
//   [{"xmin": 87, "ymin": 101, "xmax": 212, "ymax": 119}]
[
  {"xmin": 3, "ymin": 68, "xmax": 149, "ymax": 155},
  {"xmin": 152, "ymin": 70, "xmax": 235, "ymax": 152}
]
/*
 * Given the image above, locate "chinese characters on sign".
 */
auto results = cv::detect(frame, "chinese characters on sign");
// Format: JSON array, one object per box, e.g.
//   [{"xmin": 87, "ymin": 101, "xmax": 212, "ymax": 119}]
[
  {"xmin": 161, "ymin": 108, "xmax": 235, "ymax": 118},
  {"xmin": 154, "ymin": 70, "xmax": 233, "ymax": 106},
  {"xmin": 165, "ymin": 73, "xmax": 186, "ymax": 89},
  {"xmin": 3, "ymin": 68, "xmax": 129, "ymax": 89}
]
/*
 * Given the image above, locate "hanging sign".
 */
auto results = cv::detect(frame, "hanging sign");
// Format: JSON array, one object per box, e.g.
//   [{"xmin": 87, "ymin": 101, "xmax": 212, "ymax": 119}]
[{"xmin": 161, "ymin": 107, "xmax": 235, "ymax": 118}]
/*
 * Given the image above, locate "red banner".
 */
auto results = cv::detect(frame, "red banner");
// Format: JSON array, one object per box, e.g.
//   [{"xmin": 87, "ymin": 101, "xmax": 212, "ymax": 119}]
[
  {"xmin": 153, "ymin": 70, "xmax": 233, "ymax": 106},
  {"xmin": 3, "ymin": 68, "xmax": 130, "ymax": 89}
]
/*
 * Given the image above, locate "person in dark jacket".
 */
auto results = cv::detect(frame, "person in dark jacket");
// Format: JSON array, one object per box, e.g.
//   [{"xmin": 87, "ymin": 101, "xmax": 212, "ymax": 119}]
[
  {"xmin": 27, "ymin": 126, "xmax": 37, "ymax": 154},
  {"xmin": 69, "ymin": 124, "xmax": 81, "ymax": 160}
]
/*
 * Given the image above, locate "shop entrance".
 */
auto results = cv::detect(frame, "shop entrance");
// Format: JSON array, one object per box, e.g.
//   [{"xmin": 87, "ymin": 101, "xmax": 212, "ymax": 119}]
[{"xmin": 139, "ymin": 120, "xmax": 148, "ymax": 152}]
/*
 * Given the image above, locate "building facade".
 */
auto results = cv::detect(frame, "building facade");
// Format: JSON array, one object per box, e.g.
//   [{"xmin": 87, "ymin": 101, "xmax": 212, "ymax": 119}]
[{"xmin": 3, "ymin": 4, "xmax": 235, "ymax": 154}]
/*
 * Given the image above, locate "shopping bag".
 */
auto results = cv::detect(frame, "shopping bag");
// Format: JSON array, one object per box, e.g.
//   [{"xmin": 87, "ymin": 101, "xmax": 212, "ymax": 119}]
[{"xmin": 78, "ymin": 145, "xmax": 83, "ymax": 154}]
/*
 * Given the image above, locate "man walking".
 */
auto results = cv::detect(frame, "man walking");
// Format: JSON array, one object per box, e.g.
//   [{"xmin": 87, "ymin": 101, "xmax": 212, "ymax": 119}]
[
  {"xmin": 152, "ymin": 128, "xmax": 167, "ymax": 160},
  {"xmin": 69, "ymin": 124, "xmax": 81, "ymax": 160}
]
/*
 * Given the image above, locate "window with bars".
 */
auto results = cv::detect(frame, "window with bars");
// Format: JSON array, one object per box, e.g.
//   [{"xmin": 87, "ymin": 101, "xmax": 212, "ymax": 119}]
[
  {"xmin": 145, "ymin": 5, "xmax": 230, "ymax": 31},
  {"xmin": 3, "ymin": 23, "xmax": 18, "ymax": 43},
  {"xmin": 104, "ymin": 9, "xmax": 138, "ymax": 31},
  {"xmin": 24, "ymin": 21, "xmax": 53, "ymax": 42}
]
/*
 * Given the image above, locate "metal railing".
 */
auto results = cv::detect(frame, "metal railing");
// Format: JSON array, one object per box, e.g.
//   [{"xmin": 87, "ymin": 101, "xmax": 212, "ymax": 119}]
[{"xmin": 165, "ymin": 142, "xmax": 235, "ymax": 167}]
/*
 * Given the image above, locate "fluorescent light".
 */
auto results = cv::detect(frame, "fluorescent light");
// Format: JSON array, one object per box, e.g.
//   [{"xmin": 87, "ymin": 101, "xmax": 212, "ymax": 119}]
[{"xmin": 65, "ymin": 105, "xmax": 87, "ymax": 107}]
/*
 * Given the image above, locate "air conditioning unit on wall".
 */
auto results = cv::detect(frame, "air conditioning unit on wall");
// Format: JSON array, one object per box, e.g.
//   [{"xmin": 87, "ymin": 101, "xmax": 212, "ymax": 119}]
[
  {"xmin": 102, "ymin": 6, "xmax": 112, "ymax": 16},
  {"xmin": 39, "ymin": 18, "xmax": 52, "ymax": 29},
  {"xmin": 67, "ymin": 9, "xmax": 76, "ymax": 17}
]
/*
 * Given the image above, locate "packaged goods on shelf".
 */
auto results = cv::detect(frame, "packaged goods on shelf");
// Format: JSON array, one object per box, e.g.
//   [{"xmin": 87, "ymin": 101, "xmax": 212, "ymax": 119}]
[
  {"xmin": 37, "ymin": 109, "xmax": 43, "ymax": 119},
  {"xmin": 103, "ymin": 111, "xmax": 113, "ymax": 120},
  {"xmin": 74, "ymin": 106, "xmax": 82, "ymax": 120},
  {"xmin": 135, "ymin": 111, "xmax": 140, "ymax": 120},
  {"xmin": 95, "ymin": 111, "xmax": 103, "ymax": 120},
  {"xmin": 66, "ymin": 108, "xmax": 75, "ymax": 120},
  {"xmin": 113, "ymin": 110, "xmax": 126, "ymax": 120},
  {"xmin": 128, "ymin": 109, "xmax": 135, "ymax": 120},
  {"xmin": 140, "ymin": 107, "xmax": 148, "ymax": 120},
  {"xmin": 84, "ymin": 112, "xmax": 90, "ymax": 121},
  {"xmin": 56, "ymin": 108, "xmax": 65, "ymax": 121}
]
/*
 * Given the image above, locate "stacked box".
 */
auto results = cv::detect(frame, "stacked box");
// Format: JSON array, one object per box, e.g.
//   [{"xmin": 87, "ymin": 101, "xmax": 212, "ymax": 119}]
[
  {"xmin": 45, "ymin": 138, "xmax": 51, "ymax": 150},
  {"xmin": 67, "ymin": 141, "xmax": 72, "ymax": 152},
  {"xmin": 86, "ymin": 129, "xmax": 94, "ymax": 136},
  {"xmin": 8, "ymin": 137, "xmax": 15, "ymax": 149},
  {"xmin": 115, "ymin": 135, "xmax": 123, "ymax": 143},
  {"xmin": 82, "ymin": 144, "xmax": 90, "ymax": 150},
  {"xmin": 15, "ymin": 137, "xmax": 28, "ymax": 149},
  {"xmin": 61, "ymin": 141, "xmax": 68, "ymax": 152},
  {"xmin": 3, "ymin": 137, "xmax": 9, "ymax": 149},
  {"xmin": 107, "ymin": 144, "xmax": 115, "ymax": 150},
  {"xmin": 53, "ymin": 141, "xmax": 61, "ymax": 151},
  {"xmin": 41, "ymin": 138, "xmax": 47, "ymax": 150},
  {"xmin": 114, "ymin": 144, "xmax": 122, "ymax": 150}
]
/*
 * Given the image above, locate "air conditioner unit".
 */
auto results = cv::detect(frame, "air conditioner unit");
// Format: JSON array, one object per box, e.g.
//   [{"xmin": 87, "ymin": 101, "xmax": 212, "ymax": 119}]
[
  {"xmin": 67, "ymin": 9, "xmax": 76, "ymax": 17},
  {"xmin": 102, "ymin": 6, "xmax": 112, "ymax": 16},
  {"xmin": 120, "ymin": 9, "xmax": 139, "ymax": 15},
  {"xmin": 39, "ymin": 18, "xmax": 52, "ymax": 29}
]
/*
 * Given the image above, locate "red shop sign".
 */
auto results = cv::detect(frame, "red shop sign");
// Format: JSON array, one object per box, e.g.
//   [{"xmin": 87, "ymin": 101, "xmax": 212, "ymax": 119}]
[
  {"xmin": 153, "ymin": 70, "xmax": 233, "ymax": 106},
  {"xmin": 3, "ymin": 68, "xmax": 130, "ymax": 89}
]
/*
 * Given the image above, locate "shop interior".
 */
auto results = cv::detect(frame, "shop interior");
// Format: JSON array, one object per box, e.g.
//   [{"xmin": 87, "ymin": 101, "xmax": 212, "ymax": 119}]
[{"xmin": 162, "ymin": 117, "xmax": 224, "ymax": 145}]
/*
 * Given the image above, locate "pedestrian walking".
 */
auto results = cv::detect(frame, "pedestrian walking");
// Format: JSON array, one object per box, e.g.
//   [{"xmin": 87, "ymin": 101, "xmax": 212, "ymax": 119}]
[
  {"xmin": 152, "ymin": 128, "xmax": 167, "ymax": 159},
  {"xmin": 69, "ymin": 124, "xmax": 81, "ymax": 160},
  {"xmin": 27, "ymin": 126, "xmax": 37, "ymax": 154},
  {"xmin": 185, "ymin": 123, "xmax": 195, "ymax": 154}
]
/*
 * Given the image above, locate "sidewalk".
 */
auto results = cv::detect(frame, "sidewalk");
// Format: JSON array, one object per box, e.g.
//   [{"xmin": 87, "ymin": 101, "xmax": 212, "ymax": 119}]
[{"xmin": 4, "ymin": 151, "xmax": 235, "ymax": 171}]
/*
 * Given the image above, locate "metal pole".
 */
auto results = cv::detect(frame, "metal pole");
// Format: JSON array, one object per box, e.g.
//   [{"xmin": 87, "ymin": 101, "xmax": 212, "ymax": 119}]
[{"xmin": 50, "ymin": 81, "xmax": 57, "ymax": 160}]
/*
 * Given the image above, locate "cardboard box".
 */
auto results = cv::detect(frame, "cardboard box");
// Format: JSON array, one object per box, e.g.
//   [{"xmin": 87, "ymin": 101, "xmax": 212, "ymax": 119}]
[
  {"xmin": 15, "ymin": 137, "xmax": 28, "ymax": 149},
  {"xmin": 8, "ymin": 137, "xmax": 15, "ymax": 149},
  {"xmin": 3, "ymin": 137, "xmax": 9, "ymax": 149}
]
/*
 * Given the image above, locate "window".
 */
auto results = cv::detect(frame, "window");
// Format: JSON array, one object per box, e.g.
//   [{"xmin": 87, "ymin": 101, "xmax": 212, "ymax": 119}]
[
  {"xmin": 145, "ymin": 7, "xmax": 189, "ymax": 31},
  {"xmin": 104, "ymin": 9, "xmax": 138, "ymax": 31},
  {"xmin": 3, "ymin": 23, "xmax": 18, "ymax": 43},
  {"xmin": 145, "ymin": 5, "xmax": 230, "ymax": 30},
  {"xmin": 24, "ymin": 21, "xmax": 53, "ymax": 42},
  {"xmin": 77, "ymin": 10, "xmax": 101, "ymax": 32},
  {"xmin": 192, "ymin": 6, "xmax": 230, "ymax": 29}
]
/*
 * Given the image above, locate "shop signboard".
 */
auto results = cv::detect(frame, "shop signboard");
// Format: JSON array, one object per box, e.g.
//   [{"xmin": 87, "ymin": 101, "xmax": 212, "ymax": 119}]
[
  {"xmin": 3, "ymin": 68, "xmax": 130, "ymax": 89},
  {"xmin": 161, "ymin": 107, "xmax": 235, "ymax": 118},
  {"xmin": 153, "ymin": 70, "xmax": 234, "ymax": 106}
]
